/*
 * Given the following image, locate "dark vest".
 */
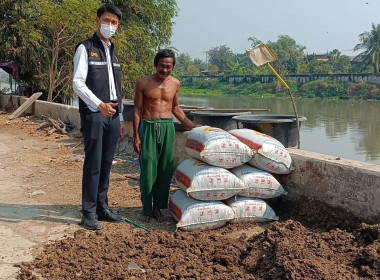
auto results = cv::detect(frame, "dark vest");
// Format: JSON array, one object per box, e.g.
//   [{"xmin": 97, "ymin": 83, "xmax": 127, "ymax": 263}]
[{"xmin": 77, "ymin": 33, "xmax": 122, "ymax": 114}]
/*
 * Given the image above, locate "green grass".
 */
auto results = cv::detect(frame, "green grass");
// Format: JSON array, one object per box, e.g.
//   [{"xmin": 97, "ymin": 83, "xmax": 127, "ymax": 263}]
[{"xmin": 180, "ymin": 88, "xmax": 224, "ymax": 95}]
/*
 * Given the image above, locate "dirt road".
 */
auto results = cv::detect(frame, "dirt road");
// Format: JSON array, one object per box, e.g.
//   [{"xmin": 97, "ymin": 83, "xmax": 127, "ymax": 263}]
[
  {"xmin": 0, "ymin": 111, "xmax": 379, "ymax": 280},
  {"xmin": 0, "ymin": 112, "xmax": 146, "ymax": 279}
]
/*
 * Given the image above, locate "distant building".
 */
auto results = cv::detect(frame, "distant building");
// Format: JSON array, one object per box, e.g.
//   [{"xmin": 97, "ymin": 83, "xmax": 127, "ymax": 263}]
[{"xmin": 315, "ymin": 54, "xmax": 329, "ymax": 61}]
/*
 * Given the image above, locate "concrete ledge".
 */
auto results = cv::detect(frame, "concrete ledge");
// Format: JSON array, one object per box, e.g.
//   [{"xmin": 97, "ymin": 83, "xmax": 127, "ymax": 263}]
[
  {"xmin": 1, "ymin": 94, "xmax": 379, "ymax": 223},
  {"xmin": 280, "ymin": 148, "xmax": 380, "ymax": 223},
  {"xmin": 0, "ymin": 94, "xmax": 80, "ymax": 127}
]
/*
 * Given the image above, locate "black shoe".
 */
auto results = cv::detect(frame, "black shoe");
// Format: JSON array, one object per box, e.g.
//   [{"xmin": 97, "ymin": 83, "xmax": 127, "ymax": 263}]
[
  {"xmin": 80, "ymin": 213, "xmax": 101, "ymax": 230},
  {"xmin": 97, "ymin": 209, "xmax": 123, "ymax": 223}
]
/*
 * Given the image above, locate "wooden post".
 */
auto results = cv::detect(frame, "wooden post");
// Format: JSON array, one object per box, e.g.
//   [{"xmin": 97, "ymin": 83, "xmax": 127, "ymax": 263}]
[{"xmin": 9, "ymin": 92, "xmax": 43, "ymax": 120}]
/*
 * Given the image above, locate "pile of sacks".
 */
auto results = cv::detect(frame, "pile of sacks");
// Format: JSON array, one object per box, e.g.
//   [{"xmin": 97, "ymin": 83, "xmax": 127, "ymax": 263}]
[{"xmin": 169, "ymin": 126, "xmax": 293, "ymax": 231}]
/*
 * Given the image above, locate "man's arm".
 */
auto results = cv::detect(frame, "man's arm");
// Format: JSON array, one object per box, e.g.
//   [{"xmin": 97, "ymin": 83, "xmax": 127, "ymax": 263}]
[
  {"xmin": 73, "ymin": 45, "xmax": 102, "ymax": 110},
  {"xmin": 73, "ymin": 44, "xmax": 118, "ymax": 117},
  {"xmin": 172, "ymin": 82, "xmax": 196, "ymax": 130},
  {"xmin": 133, "ymin": 79, "xmax": 144, "ymax": 153}
]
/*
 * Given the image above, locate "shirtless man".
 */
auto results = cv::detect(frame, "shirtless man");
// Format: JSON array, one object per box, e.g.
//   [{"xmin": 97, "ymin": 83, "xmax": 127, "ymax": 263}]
[{"xmin": 133, "ymin": 49, "xmax": 196, "ymax": 222}]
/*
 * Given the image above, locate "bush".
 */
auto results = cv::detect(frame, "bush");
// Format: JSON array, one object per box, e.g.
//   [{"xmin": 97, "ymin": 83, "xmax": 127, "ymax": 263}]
[
  {"xmin": 346, "ymin": 82, "xmax": 380, "ymax": 100},
  {"xmin": 180, "ymin": 77, "xmax": 378, "ymax": 100},
  {"xmin": 298, "ymin": 80, "xmax": 346, "ymax": 99}
]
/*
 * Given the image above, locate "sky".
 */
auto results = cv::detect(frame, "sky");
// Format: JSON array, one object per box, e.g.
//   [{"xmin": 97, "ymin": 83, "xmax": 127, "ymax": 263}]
[{"xmin": 170, "ymin": 0, "xmax": 380, "ymax": 60}]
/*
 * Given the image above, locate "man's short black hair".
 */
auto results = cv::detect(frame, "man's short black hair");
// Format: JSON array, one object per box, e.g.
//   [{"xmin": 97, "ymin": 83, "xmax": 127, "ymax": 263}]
[
  {"xmin": 97, "ymin": 4, "xmax": 122, "ymax": 21},
  {"xmin": 154, "ymin": 49, "xmax": 176, "ymax": 67}
]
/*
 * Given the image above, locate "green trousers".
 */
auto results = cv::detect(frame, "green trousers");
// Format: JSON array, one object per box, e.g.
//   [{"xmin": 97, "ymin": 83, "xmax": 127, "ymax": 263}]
[{"xmin": 139, "ymin": 119, "xmax": 175, "ymax": 215}]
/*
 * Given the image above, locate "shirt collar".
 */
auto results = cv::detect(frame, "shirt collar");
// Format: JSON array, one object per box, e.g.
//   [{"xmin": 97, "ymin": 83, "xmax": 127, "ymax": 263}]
[{"xmin": 100, "ymin": 39, "xmax": 111, "ymax": 48}]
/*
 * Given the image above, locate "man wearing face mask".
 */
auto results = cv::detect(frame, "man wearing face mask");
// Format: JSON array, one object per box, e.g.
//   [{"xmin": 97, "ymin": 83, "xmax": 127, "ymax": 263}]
[{"xmin": 73, "ymin": 3, "xmax": 125, "ymax": 230}]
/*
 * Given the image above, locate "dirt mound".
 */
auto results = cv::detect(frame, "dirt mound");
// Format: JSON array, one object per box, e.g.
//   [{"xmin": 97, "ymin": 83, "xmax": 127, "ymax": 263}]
[
  {"xmin": 245, "ymin": 221, "xmax": 380, "ymax": 280},
  {"xmin": 15, "ymin": 219, "xmax": 380, "ymax": 280}
]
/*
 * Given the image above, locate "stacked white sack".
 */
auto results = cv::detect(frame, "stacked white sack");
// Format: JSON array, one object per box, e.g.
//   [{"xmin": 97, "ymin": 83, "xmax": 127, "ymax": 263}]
[
  {"xmin": 229, "ymin": 128, "xmax": 293, "ymax": 174},
  {"xmin": 174, "ymin": 158, "xmax": 246, "ymax": 201},
  {"xmin": 169, "ymin": 189, "xmax": 235, "ymax": 231},
  {"xmin": 231, "ymin": 164, "xmax": 287, "ymax": 199},
  {"xmin": 185, "ymin": 126, "xmax": 253, "ymax": 169},
  {"xmin": 226, "ymin": 196, "xmax": 279, "ymax": 224}
]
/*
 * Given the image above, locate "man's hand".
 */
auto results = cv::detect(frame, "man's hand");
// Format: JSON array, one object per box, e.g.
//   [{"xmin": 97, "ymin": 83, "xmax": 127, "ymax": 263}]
[
  {"xmin": 133, "ymin": 135, "xmax": 142, "ymax": 154},
  {"xmin": 119, "ymin": 123, "xmax": 126, "ymax": 140},
  {"xmin": 98, "ymin": 102, "xmax": 118, "ymax": 117}
]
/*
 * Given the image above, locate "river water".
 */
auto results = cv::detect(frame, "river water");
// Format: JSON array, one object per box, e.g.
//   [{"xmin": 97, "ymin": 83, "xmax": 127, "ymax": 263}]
[{"xmin": 179, "ymin": 95, "xmax": 380, "ymax": 165}]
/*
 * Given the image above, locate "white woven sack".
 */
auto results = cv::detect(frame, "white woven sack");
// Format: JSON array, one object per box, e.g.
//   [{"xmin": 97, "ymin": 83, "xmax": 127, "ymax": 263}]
[
  {"xmin": 174, "ymin": 158, "xmax": 246, "ymax": 201},
  {"xmin": 229, "ymin": 128, "xmax": 293, "ymax": 174},
  {"xmin": 231, "ymin": 164, "xmax": 287, "ymax": 199},
  {"xmin": 185, "ymin": 126, "xmax": 253, "ymax": 168},
  {"xmin": 169, "ymin": 190, "xmax": 234, "ymax": 231},
  {"xmin": 226, "ymin": 196, "xmax": 279, "ymax": 224}
]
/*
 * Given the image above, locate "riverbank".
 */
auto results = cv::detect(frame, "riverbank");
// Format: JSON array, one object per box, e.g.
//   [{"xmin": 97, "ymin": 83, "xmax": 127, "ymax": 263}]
[
  {"xmin": 1, "ymin": 111, "xmax": 380, "ymax": 279},
  {"xmin": 180, "ymin": 78, "xmax": 380, "ymax": 100}
]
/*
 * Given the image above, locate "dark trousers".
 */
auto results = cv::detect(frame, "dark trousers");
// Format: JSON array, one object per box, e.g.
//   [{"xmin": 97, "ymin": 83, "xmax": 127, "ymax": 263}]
[{"xmin": 80, "ymin": 112, "xmax": 120, "ymax": 215}]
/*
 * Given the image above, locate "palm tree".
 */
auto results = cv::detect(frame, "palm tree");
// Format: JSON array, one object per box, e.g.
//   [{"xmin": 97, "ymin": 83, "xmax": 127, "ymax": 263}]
[{"xmin": 354, "ymin": 23, "xmax": 380, "ymax": 73}]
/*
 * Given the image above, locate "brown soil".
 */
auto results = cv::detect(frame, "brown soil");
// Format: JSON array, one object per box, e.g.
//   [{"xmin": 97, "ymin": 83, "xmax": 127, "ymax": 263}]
[{"xmin": 1, "ymin": 111, "xmax": 379, "ymax": 280}]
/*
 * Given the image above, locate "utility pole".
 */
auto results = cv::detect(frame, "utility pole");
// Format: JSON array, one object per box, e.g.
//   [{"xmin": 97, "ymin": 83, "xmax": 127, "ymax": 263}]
[{"xmin": 204, "ymin": 51, "xmax": 209, "ymax": 72}]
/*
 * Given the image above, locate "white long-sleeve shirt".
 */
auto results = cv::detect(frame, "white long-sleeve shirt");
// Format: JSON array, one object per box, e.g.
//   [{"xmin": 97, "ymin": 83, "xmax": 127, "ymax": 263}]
[{"xmin": 73, "ymin": 40, "xmax": 123, "ymax": 120}]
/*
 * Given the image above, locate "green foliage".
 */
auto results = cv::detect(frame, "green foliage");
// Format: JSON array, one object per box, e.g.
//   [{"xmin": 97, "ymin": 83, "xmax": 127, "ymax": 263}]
[
  {"xmin": 180, "ymin": 88, "xmax": 223, "ymax": 96},
  {"xmin": 191, "ymin": 78, "xmax": 221, "ymax": 90},
  {"xmin": 176, "ymin": 53, "xmax": 192, "ymax": 74},
  {"xmin": 207, "ymin": 45, "xmax": 235, "ymax": 75},
  {"xmin": 0, "ymin": 0, "xmax": 101, "ymax": 101},
  {"xmin": 298, "ymin": 80, "xmax": 347, "ymax": 98},
  {"xmin": 346, "ymin": 82, "xmax": 380, "ymax": 100},
  {"xmin": 266, "ymin": 35, "xmax": 306, "ymax": 75},
  {"xmin": 297, "ymin": 63, "xmax": 309, "ymax": 74},
  {"xmin": 1, "ymin": 0, "xmax": 379, "ymax": 103},
  {"xmin": 0, "ymin": 0, "xmax": 178, "ymax": 100},
  {"xmin": 187, "ymin": 65, "xmax": 200, "ymax": 75},
  {"xmin": 327, "ymin": 49, "xmax": 351, "ymax": 73},
  {"xmin": 102, "ymin": 0, "xmax": 179, "ymax": 98},
  {"xmin": 207, "ymin": 64, "xmax": 219, "ymax": 76},
  {"xmin": 354, "ymin": 23, "xmax": 380, "ymax": 73},
  {"xmin": 174, "ymin": 53, "xmax": 204, "ymax": 76},
  {"xmin": 309, "ymin": 60, "xmax": 332, "ymax": 74},
  {"xmin": 181, "ymin": 78, "xmax": 296, "ymax": 98},
  {"xmin": 181, "ymin": 77, "xmax": 378, "ymax": 100}
]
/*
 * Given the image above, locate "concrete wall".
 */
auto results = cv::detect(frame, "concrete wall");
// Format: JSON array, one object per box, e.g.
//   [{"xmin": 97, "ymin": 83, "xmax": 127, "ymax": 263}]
[
  {"xmin": 0, "ymin": 94, "xmax": 81, "ymax": 128},
  {"xmin": 1, "ymin": 94, "xmax": 379, "ymax": 223},
  {"xmin": 182, "ymin": 73, "xmax": 380, "ymax": 86},
  {"xmin": 279, "ymin": 149, "xmax": 380, "ymax": 223}
]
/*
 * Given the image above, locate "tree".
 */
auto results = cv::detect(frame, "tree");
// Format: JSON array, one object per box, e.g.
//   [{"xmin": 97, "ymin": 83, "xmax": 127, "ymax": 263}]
[
  {"xmin": 0, "ymin": 0, "xmax": 178, "ymax": 101},
  {"xmin": 297, "ymin": 63, "xmax": 309, "ymax": 75},
  {"xmin": 266, "ymin": 35, "xmax": 306, "ymax": 75},
  {"xmin": 108, "ymin": 0, "xmax": 178, "ymax": 96},
  {"xmin": 230, "ymin": 62, "xmax": 246, "ymax": 75},
  {"xmin": 176, "ymin": 53, "xmax": 192, "ymax": 74},
  {"xmin": 235, "ymin": 53, "xmax": 254, "ymax": 75},
  {"xmin": 207, "ymin": 45, "xmax": 235, "ymax": 75},
  {"xmin": 192, "ymin": 58, "xmax": 206, "ymax": 72},
  {"xmin": 26, "ymin": 0, "xmax": 100, "ymax": 102},
  {"xmin": 247, "ymin": 37, "xmax": 262, "ymax": 48},
  {"xmin": 187, "ymin": 65, "xmax": 200, "ymax": 76},
  {"xmin": 354, "ymin": 23, "xmax": 380, "ymax": 73},
  {"xmin": 0, "ymin": 0, "xmax": 101, "ymax": 101},
  {"xmin": 207, "ymin": 64, "xmax": 219, "ymax": 76},
  {"xmin": 309, "ymin": 60, "xmax": 332, "ymax": 74},
  {"xmin": 327, "ymin": 49, "xmax": 351, "ymax": 73}
]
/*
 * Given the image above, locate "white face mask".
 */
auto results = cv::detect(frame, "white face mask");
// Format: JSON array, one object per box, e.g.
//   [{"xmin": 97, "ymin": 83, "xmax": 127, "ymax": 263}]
[{"xmin": 100, "ymin": 24, "xmax": 117, "ymax": 39}]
